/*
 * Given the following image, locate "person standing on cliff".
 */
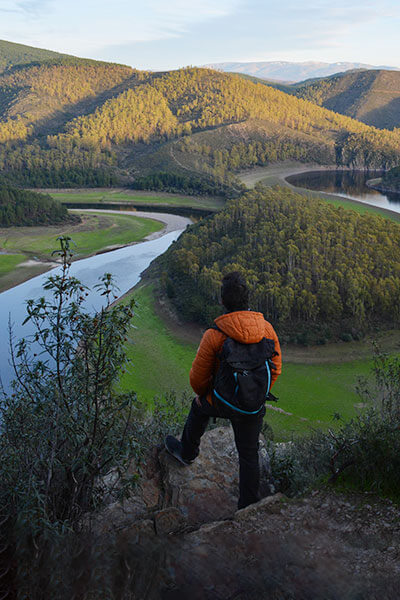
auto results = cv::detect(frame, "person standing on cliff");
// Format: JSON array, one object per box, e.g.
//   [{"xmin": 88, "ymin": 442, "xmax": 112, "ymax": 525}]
[{"xmin": 165, "ymin": 271, "xmax": 282, "ymax": 509}]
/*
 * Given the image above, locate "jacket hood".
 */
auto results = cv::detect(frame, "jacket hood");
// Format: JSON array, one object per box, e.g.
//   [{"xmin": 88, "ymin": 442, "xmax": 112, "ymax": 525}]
[{"xmin": 214, "ymin": 311, "xmax": 266, "ymax": 344}]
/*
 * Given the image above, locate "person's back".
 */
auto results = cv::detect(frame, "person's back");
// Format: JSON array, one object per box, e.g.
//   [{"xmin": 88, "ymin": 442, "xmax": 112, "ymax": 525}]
[{"xmin": 165, "ymin": 271, "xmax": 282, "ymax": 509}]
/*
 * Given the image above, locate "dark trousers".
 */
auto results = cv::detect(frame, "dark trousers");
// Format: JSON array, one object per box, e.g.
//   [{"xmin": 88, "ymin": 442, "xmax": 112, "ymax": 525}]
[{"xmin": 181, "ymin": 396, "xmax": 266, "ymax": 510}]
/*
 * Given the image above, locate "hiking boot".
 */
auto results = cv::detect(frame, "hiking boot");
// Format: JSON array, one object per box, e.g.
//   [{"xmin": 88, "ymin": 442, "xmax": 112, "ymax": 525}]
[{"xmin": 165, "ymin": 435, "xmax": 194, "ymax": 466}]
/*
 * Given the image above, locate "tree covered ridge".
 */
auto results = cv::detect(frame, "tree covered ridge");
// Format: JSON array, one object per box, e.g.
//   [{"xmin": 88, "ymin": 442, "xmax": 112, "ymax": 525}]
[
  {"xmin": 1, "ymin": 66, "xmax": 400, "ymax": 188},
  {"xmin": 0, "ymin": 182, "xmax": 76, "ymax": 226},
  {"xmin": 0, "ymin": 62, "xmax": 136, "ymax": 143},
  {"xmin": 0, "ymin": 39, "xmax": 68, "ymax": 73},
  {"xmin": 156, "ymin": 186, "xmax": 400, "ymax": 342},
  {"xmin": 51, "ymin": 68, "xmax": 400, "ymax": 166},
  {"xmin": 290, "ymin": 69, "xmax": 400, "ymax": 130}
]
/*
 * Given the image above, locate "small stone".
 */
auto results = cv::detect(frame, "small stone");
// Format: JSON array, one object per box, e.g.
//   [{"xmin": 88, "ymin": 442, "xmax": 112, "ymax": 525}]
[
  {"xmin": 154, "ymin": 507, "xmax": 186, "ymax": 536},
  {"xmin": 234, "ymin": 493, "xmax": 285, "ymax": 521}
]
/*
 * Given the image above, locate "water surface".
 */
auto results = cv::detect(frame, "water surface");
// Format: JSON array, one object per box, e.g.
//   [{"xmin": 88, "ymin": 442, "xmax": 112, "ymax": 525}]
[
  {"xmin": 286, "ymin": 170, "xmax": 400, "ymax": 213},
  {"xmin": 0, "ymin": 229, "xmax": 183, "ymax": 389}
]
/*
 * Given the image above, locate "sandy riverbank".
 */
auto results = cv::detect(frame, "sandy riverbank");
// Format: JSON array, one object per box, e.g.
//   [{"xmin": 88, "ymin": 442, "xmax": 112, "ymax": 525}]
[
  {"xmin": 73, "ymin": 209, "xmax": 192, "ymax": 241},
  {"xmin": 0, "ymin": 211, "xmax": 192, "ymax": 293},
  {"xmin": 238, "ymin": 161, "xmax": 334, "ymax": 188}
]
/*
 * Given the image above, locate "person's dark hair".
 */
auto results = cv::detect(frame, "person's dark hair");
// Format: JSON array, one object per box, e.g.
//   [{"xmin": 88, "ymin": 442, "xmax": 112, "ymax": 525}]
[{"xmin": 221, "ymin": 271, "xmax": 249, "ymax": 312}]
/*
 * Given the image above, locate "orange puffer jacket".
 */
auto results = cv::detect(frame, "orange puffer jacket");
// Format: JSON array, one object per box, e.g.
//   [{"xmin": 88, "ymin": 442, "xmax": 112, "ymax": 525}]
[{"xmin": 190, "ymin": 311, "xmax": 282, "ymax": 405}]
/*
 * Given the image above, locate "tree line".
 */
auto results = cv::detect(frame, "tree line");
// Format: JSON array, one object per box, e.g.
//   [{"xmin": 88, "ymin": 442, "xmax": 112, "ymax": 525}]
[
  {"xmin": 0, "ymin": 181, "xmax": 77, "ymax": 226},
  {"xmin": 154, "ymin": 186, "xmax": 400, "ymax": 344},
  {"xmin": 1, "ymin": 66, "xmax": 400, "ymax": 189},
  {"xmin": 0, "ymin": 142, "xmax": 117, "ymax": 187}
]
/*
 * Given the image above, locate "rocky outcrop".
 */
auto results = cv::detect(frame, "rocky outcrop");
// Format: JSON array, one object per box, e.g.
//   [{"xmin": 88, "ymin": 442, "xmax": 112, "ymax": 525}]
[{"xmin": 93, "ymin": 427, "xmax": 400, "ymax": 599}]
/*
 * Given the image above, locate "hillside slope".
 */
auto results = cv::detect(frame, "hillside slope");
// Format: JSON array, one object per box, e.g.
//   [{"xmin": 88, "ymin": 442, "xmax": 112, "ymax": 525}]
[
  {"xmin": 292, "ymin": 70, "xmax": 400, "ymax": 130},
  {"xmin": 1, "ymin": 53, "xmax": 400, "ymax": 189},
  {"xmin": 153, "ymin": 186, "xmax": 400, "ymax": 341},
  {"xmin": 0, "ymin": 39, "xmax": 70, "ymax": 73}
]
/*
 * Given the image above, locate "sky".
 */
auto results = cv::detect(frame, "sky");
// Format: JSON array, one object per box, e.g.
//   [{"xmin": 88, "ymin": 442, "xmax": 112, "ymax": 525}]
[{"xmin": 0, "ymin": 0, "xmax": 399, "ymax": 70}]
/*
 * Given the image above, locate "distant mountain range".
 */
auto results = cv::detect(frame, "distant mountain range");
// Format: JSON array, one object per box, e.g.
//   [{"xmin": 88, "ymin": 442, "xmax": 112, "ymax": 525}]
[{"xmin": 203, "ymin": 61, "xmax": 400, "ymax": 83}]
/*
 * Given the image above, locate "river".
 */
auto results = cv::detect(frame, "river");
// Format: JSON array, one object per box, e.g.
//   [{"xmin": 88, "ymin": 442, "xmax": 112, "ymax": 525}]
[
  {"xmin": 0, "ymin": 212, "xmax": 190, "ymax": 390},
  {"xmin": 286, "ymin": 170, "xmax": 400, "ymax": 213}
]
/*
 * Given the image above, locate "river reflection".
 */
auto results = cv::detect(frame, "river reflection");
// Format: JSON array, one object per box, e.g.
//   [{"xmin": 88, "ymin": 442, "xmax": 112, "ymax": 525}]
[{"xmin": 286, "ymin": 170, "xmax": 400, "ymax": 212}]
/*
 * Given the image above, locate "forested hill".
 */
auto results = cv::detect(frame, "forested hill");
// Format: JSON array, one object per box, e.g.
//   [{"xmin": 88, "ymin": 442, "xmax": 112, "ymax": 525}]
[
  {"xmin": 1, "ymin": 45, "xmax": 400, "ymax": 190},
  {"xmin": 289, "ymin": 70, "xmax": 400, "ymax": 130},
  {"xmin": 153, "ymin": 186, "xmax": 400, "ymax": 344},
  {"xmin": 0, "ymin": 39, "xmax": 69, "ymax": 73},
  {"xmin": 0, "ymin": 181, "xmax": 76, "ymax": 226}
]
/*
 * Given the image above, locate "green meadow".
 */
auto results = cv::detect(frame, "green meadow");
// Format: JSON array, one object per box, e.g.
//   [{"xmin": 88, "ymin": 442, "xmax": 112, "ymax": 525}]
[
  {"xmin": 50, "ymin": 190, "xmax": 225, "ymax": 211},
  {"xmin": 119, "ymin": 284, "xmax": 374, "ymax": 442},
  {"xmin": 0, "ymin": 212, "xmax": 162, "ymax": 259},
  {"xmin": 0, "ymin": 253, "xmax": 26, "ymax": 277},
  {"xmin": 0, "ymin": 212, "xmax": 162, "ymax": 291}
]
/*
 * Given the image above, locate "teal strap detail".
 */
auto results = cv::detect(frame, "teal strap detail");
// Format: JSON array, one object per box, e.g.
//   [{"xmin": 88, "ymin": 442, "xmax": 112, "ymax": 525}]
[
  {"xmin": 233, "ymin": 372, "xmax": 239, "ymax": 396},
  {"xmin": 265, "ymin": 360, "xmax": 271, "ymax": 397},
  {"xmin": 213, "ymin": 389, "xmax": 263, "ymax": 415}
]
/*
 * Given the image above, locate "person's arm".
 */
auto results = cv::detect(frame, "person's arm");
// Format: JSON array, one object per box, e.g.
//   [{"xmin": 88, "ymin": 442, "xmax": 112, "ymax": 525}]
[
  {"xmin": 265, "ymin": 322, "xmax": 282, "ymax": 387},
  {"xmin": 189, "ymin": 329, "xmax": 222, "ymax": 396}
]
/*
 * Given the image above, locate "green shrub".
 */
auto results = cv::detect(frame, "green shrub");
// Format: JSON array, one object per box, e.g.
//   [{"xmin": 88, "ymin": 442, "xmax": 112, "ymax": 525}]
[
  {"xmin": 271, "ymin": 350, "xmax": 400, "ymax": 498},
  {"xmin": 0, "ymin": 237, "xmax": 142, "ymax": 597}
]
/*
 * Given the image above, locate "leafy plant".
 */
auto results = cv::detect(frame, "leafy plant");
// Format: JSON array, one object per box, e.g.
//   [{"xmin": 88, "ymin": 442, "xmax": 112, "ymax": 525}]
[
  {"xmin": 271, "ymin": 349, "xmax": 400, "ymax": 498},
  {"xmin": 0, "ymin": 236, "xmax": 141, "ymax": 597}
]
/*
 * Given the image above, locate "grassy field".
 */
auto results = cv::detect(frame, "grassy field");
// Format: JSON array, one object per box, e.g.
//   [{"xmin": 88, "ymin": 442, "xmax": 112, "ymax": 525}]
[
  {"xmin": 0, "ymin": 253, "xmax": 26, "ymax": 277},
  {"xmin": 118, "ymin": 283, "xmax": 375, "ymax": 442},
  {"xmin": 0, "ymin": 212, "xmax": 162, "ymax": 259},
  {"xmin": 0, "ymin": 212, "xmax": 162, "ymax": 292},
  {"xmin": 119, "ymin": 283, "xmax": 196, "ymax": 404},
  {"xmin": 49, "ymin": 190, "xmax": 225, "ymax": 211}
]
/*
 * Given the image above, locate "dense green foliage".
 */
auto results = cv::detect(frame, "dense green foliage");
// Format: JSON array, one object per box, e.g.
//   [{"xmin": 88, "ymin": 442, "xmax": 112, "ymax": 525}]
[
  {"xmin": 1, "ymin": 63, "xmax": 400, "ymax": 189},
  {"xmin": 0, "ymin": 240, "xmax": 140, "ymax": 596},
  {"xmin": 0, "ymin": 62, "xmax": 134, "ymax": 116},
  {"xmin": 178, "ymin": 135, "xmax": 334, "ymax": 180},
  {"xmin": 50, "ymin": 85, "xmax": 179, "ymax": 149},
  {"xmin": 272, "ymin": 350, "xmax": 400, "ymax": 499},
  {"xmin": 380, "ymin": 165, "xmax": 400, "ymax": 191},
  {"xmin": 0, "ymin": 181, "xmax": 75, "ymax": 226},
  {"xmin": 132, "ymin": 170, "xmax": 235, "ymax": 196},
  {"xmin": 0, "ymin": 142, "xmax": 118, "ymax": 187},
  {"xmin": 52, "ymin": 68, "xmax": 400, "ymax": 169},
  {"xmin": 156, "ymin": 186, "xmax": 400, "ymax": 341}
]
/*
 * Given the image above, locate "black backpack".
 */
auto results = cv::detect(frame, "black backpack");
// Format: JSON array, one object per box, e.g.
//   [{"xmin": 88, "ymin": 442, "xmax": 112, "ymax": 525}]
[{"xmin": 212, "ymin": 325, "xmax": 278, "ymax": 415}]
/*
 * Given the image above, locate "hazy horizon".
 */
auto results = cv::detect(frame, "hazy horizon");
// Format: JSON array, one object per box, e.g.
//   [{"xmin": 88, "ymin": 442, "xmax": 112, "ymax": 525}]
[{"xmin": 0, "ymin": 1, "xmax": 399, "ymax": 71}]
